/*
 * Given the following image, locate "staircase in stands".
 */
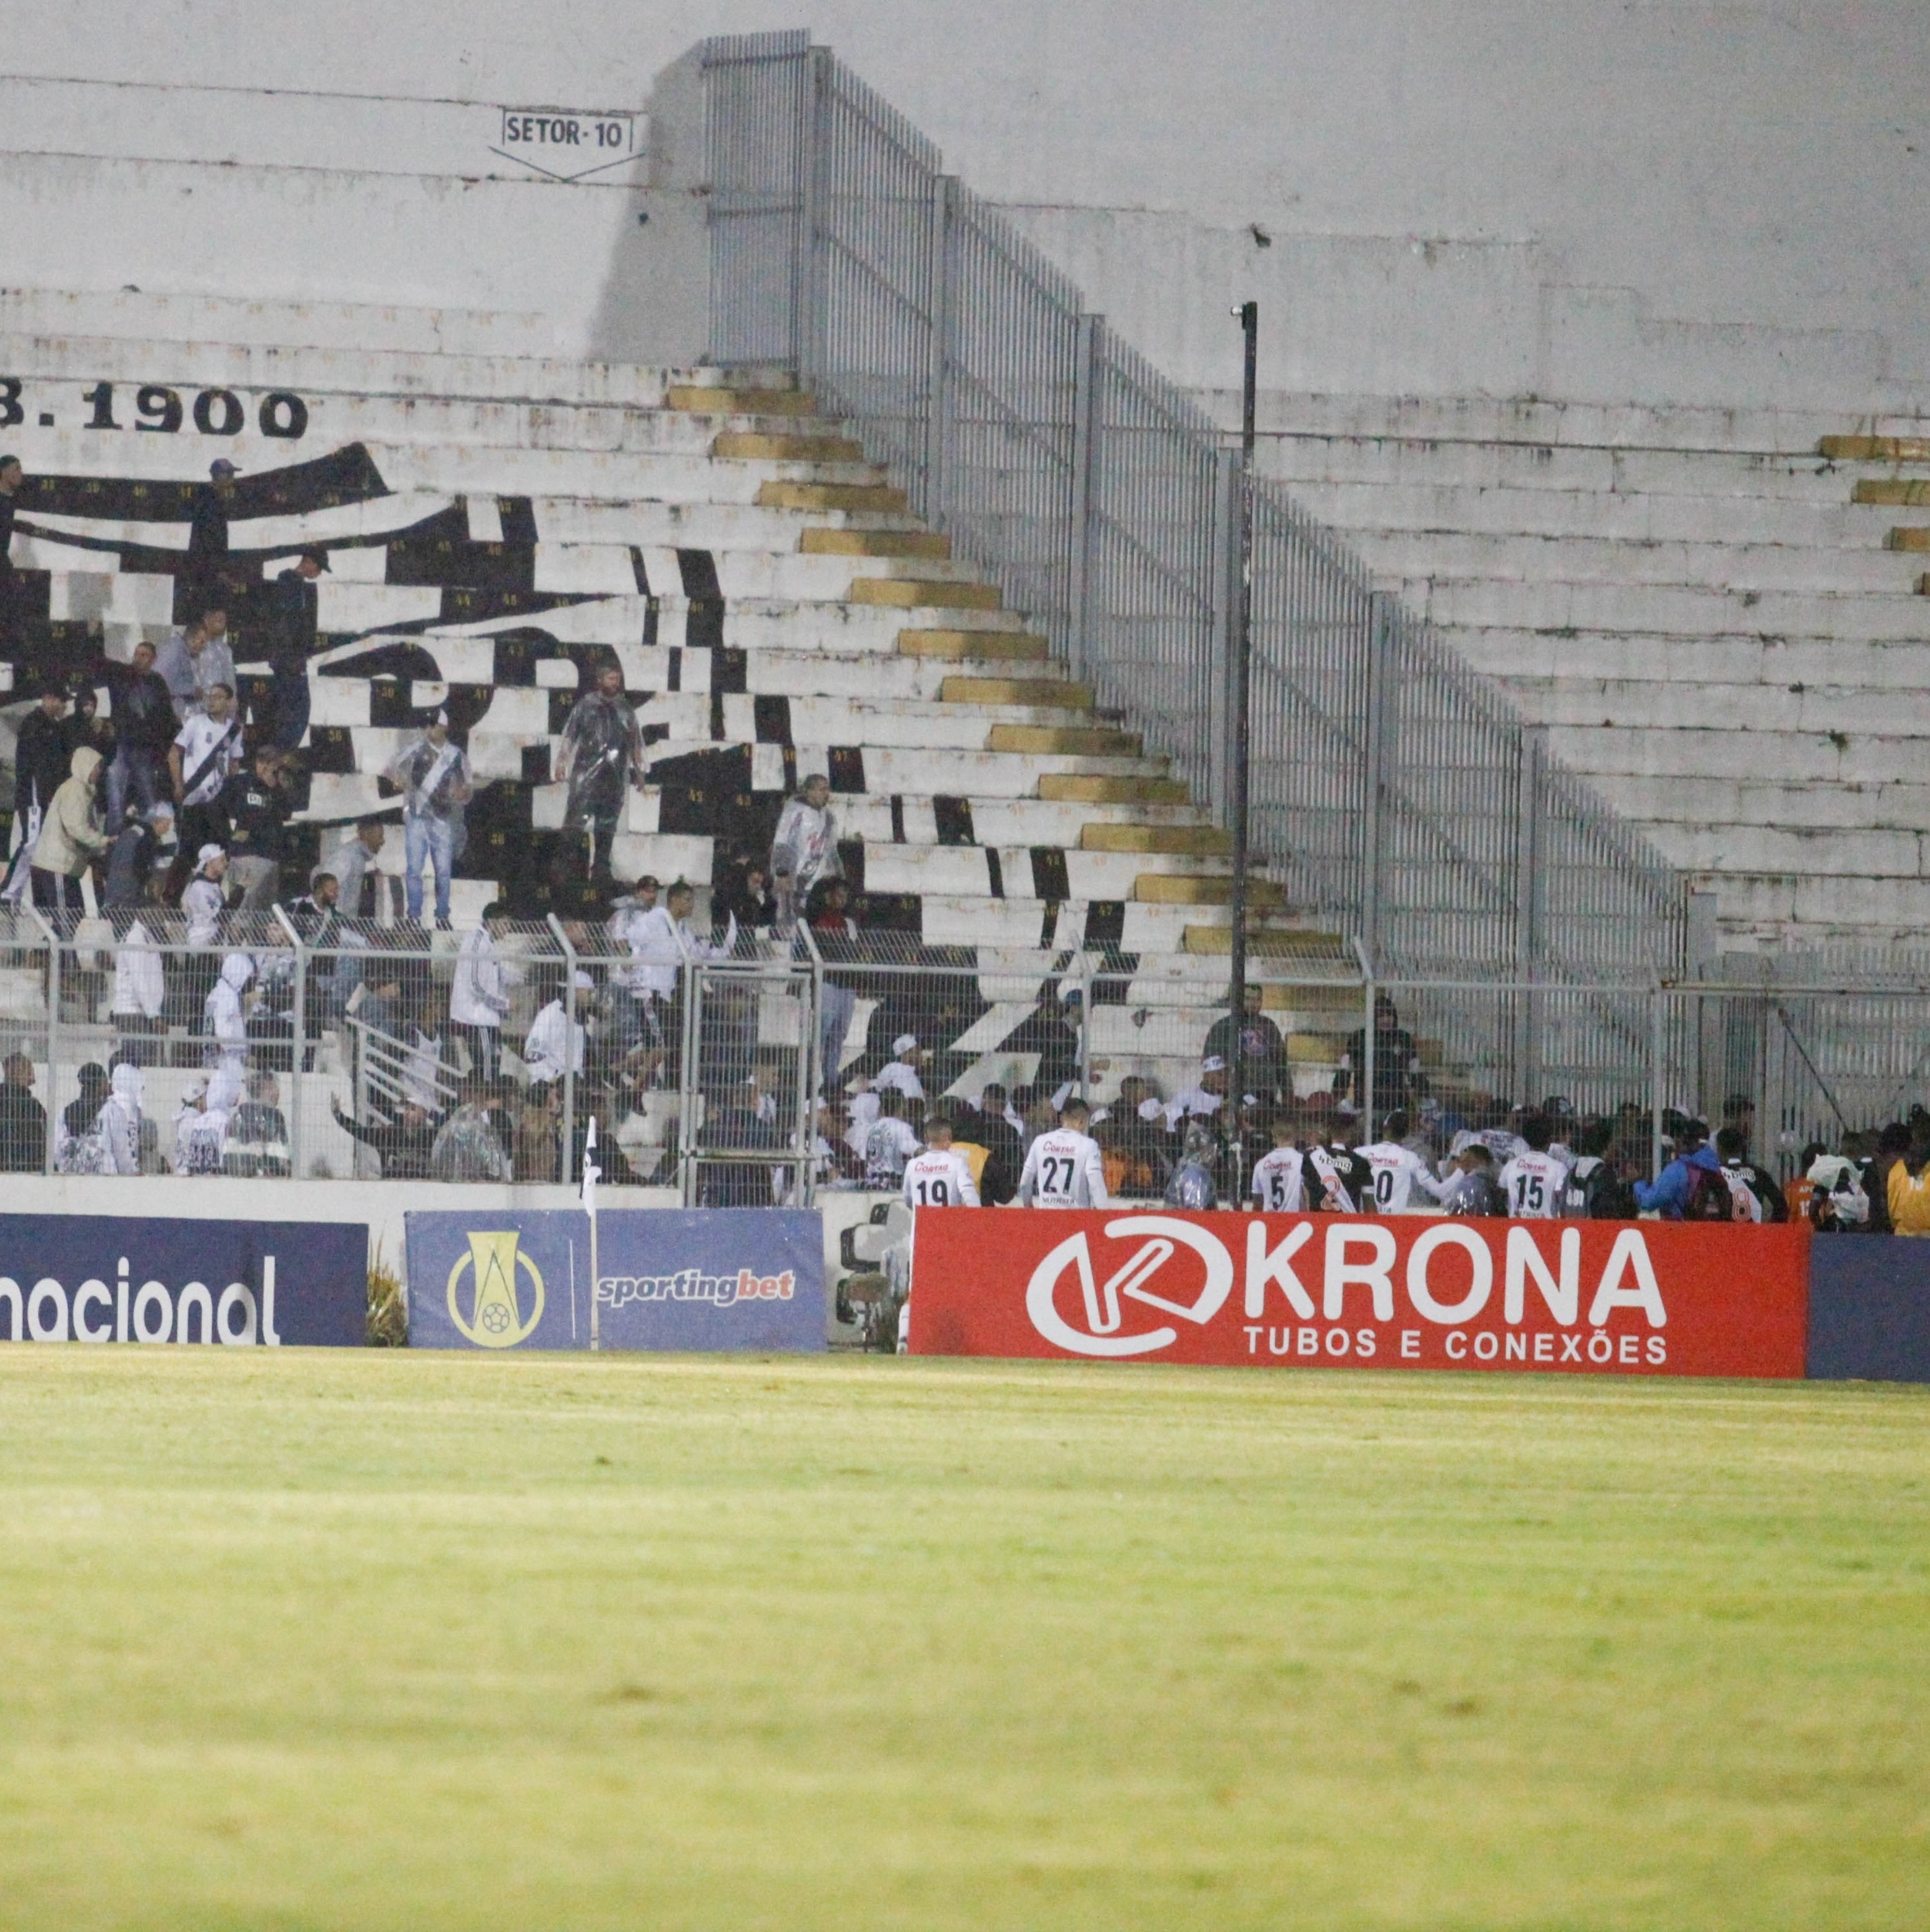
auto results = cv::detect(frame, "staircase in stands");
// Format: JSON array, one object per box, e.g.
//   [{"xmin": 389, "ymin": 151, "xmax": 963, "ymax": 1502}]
[
  {"xmin": 0, "ymin": 288, "xmax": 1376, "ymax": 1123},
  {"xmin": 1255, "ymin": 393, "xmax": 1930, "ymax": 953}
]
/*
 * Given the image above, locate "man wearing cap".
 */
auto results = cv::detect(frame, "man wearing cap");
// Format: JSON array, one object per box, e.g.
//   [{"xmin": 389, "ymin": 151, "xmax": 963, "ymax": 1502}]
[
  {"xmin": 186, "ymin": 459, "xmax": 239, "ymax": 612},
  {"xmin": 1164, "ymin": 1056, "xmax": 1228, "ymax": 1132},
  {"xmin": 156, "ymin": 606, "xmax": 235, "ymax": 724},
  {"xmin": 0, "ymin": 453, "xmax": 23, "ymax": 652},
  {"xmin": 266, "ymin": 548, "xmax": 329, "ymax": 749},
  {"xmin": 386, "ymin": 710, "xmax": 470, "ymax": 926},
  {"xmin": 558, "ymin": 661, "xmax": 645, "ymax": 884},
  {"xmin": 873, "ymin": 1035, "xmax": 926, "ymax": 1104},
  {"xmin": 523, "ymin": 971, "xmax": 591, "ymax": 1085},
  {"xmin": 166, "ymin": 681, "xmax": 242, "ymax": 900}
]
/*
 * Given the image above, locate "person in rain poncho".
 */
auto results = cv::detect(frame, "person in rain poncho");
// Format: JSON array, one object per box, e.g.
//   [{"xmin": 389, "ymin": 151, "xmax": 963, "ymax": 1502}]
[
  {"xmin": 770, "ymin": 774, "xmax": 841, "ymax": 926},
  {"xmin": 557, "ymin": 663, "xmax": 645, "ymax": 881},
  {"xmin": 174, "ymin": 1068, "xmax": 241, "ymax": 1175},
  {"xmin": 203, "ymin": 953, "xmax": 254, "ymax": 1068},
  {"xmin": 386, "ymin": 710, "xmax": 470, "ymax": 926},
  {"xmin": 1164, "ymin": 1119, "xmax": 1221, "ymax": 1210},
  {"xmin": 95, "ymin": 1063, "xmax": 145, "ymax": 1176},
  {"xmin": 429, "ymin": 1080, "xmax": 514, "ymax": 1183}
]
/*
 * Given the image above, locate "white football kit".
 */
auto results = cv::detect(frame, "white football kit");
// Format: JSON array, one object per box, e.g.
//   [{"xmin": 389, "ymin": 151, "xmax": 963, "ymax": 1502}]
[
  {"xmin": 1498, "ymin": 1149, "xmax": 1569, "ymax": 1218},
  {"xmin": 1358, "ymin": 1140, "xmax": 1453, "ymax": 1214},
  {"xmin": 1018, "ymin": 1128, "xmax": 1109, "ymax": 1209},
  {"xmin": 903, "ymin": 1147, "xmax": 981, "ymax": 1209},
  {"xmin": 1248, "ymin": 1146, "xmax": 1307, "ymax": 1214}
]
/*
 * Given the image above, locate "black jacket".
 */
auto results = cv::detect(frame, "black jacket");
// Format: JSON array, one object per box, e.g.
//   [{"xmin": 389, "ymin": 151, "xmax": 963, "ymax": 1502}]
[
  {"xmin": 188, "ymin": 484, "xmax": 229, "ymax": 558},
  {"xmin": 269, "ymin": 570, "xmax": 319, "ymax": 669},
  {"xmin": 0, "ymin": 1082, "xmax": 46, "ymax": 1171},
  {"xmin": 222, "ymin": 770, "xmax": 288, "ymax": 863},
  {"xmin": 14, "ymin": 709, "xmax": 79, "ymax": 816},
  {"xmin": 0, "ymin": 493, "xmax": 15, "ymax": 576},
  {"xmin": 104, "ymin": 662, "xmax": 179, "ymax": 756},
  {"xmin": 1204, "ymin": 1009, "xmax": 1287, "ymax": 1096}
]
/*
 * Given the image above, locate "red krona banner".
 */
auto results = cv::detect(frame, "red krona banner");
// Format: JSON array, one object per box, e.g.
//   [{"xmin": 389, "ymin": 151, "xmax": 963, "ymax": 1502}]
[{"xmin": 908, "ymin": 1210, "xmax": 1809, "ymax": 1378}]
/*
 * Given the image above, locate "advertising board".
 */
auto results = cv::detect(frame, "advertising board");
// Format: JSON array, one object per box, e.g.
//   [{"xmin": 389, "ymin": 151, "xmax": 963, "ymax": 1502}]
[
  {"xmin": 405, "ymin": 1209, "xmax": 824, "ymax": 1353},
  {"xmin": 908, "ymin": 1210, "xmax": 1810, "ymax": 1379},
  {"xmin": 0, "ymin": 1215, "xmax": 367, "ymax": 1346}
]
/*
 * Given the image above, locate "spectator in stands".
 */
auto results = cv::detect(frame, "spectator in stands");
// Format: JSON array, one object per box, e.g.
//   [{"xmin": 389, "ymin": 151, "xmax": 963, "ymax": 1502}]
[
  {"xmin": 1205, "ymin": 983, "xmax": 1287, "ymax": 1106},
  {"xmin": 94, "ymin": 1062, "xmax": 144, "ymax": 1176},
  {"xmin": 957, "ymin": 1084, "xmax": 1023, "ymax": 1205},
  {"xmin": 174, "ymin": 1066, "xmax": 241, "ymax": 1175},
  {"xmin": 716, "ymin": 855, "xmax": 778, "ymax": 932},
  {"xmin": 182, "ymin": 844, "xmax": 228, "ymax": 948},
  {"xmin": 264, "ymin": 548, "xmax": 326, "ymax": 749},
  {"xmin": 204, "ymin": 952, "xmax": 255, "ymax": 1070},
  {"xmin": 103, "ymin": 800, "xmax": 170, "ymax": 909},
  {"xmin": 1441, "ymin": 1142, "xmax": 1506, "ymax": 1216},
  {"xmin": 7, "ymin": 687, "xmax": 81, "ymax": 900},
  {"xmin": 222, "ymin": 747, "xmax": 289, "ymax": 910},
  {"xmin": 156, "ymin": 607, "xmax": 235, "ymax": 724},
  {"xmin": 101, "ymin": 640, "xmax": 178, "ymax": 829},
  {"xmin": 771, "ymin": 774, "xmax": 842, "ymax": 926},
  {"xmin": 1164, "ymin": 1056, "xmax": 1226, "ymax": 1132},
  {"xmin": 0, "ymin": 1052, "xmax": 46, "ymax": 1173},
  {"xmin": 1006, "ymin": 983, "xmax": 1082, "ymax": 1100},
  {"xmin": 1632, "ymin": 1118, "xmax": 1721, "ymax": 1219},
  {"xmin": 862, "ymin": 1088, "xmax": 921, "ymax": 1189},
  {"xmin": 226, "ymin": 1071, "xmax": 290, "ymax": 1177},
  {"xmin": 874, "ymin": 1035, "xmax": 926, "ymax": 1104},
  {"xmin": 450, "ymin": 901, "xmax": 519, "ymax": 1081},
  {"xmin": 55, "ymin": 1063, "xmax": 110, "ymax": 1170},
  {"xmin": 330, "ymin": 1093, "xmax": 435, "ymax": 1181},
  {"xmin": 29, "ymin": 744, "xmax": 108, "ymax": 919},
  {"xmin": 109, "ymin": 907, "xmax": 166, "ymax": 1064},
  {"xmin": 430, "ymin": 1078, "xmax": 513, "ymax": 1183},
  {"xmin": 806, "ymin": 877, "xmax": 862, "ymax": 1082},
  {"xmin": 185, "ymin": 460, "xmax": 239, "ymax": 610},
  {"xmin": 512, "ymin": 1080, "xmax": 561, "ymax": 1184},
  {"xmin": 1333, "ymin": 993, "xmax": 1427, "ymax": 1125},
  {"xmin": 387, "ymin": 712, "xmax": 470, "ymax": 926},
  {"xmin": 0, "ymin": 453, "xmax": 21, "ymax": 652},
  {"xmin": 558, "ymin": 662, "xmax": 645, "ymax": 882},
  {"xmin": 326, "ymin": 816, "xmax": 395, "ymax": 922},
  {"xmin": 525, "ymin": 971, "xmax": 591, "ymax": 1085},
  {"xmin": 166, "ymin": 682, "xmax": 242, "ymax": 898}
]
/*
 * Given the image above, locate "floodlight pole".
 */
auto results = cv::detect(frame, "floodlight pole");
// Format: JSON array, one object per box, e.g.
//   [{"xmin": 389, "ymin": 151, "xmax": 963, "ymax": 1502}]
[{"xmin": 1227, "ymin": 300, "xmax": 1257, "ymax": 1191}]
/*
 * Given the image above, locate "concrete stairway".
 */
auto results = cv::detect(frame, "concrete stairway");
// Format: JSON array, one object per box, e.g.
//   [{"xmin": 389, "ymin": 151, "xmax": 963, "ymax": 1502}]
[
  {"xmin": 0, "ymin": 291, "xmax": 1371, "ymax": 1112},
  {"xmin": 1256, "ymin": 392, "xmax": 1930, "ymax": 952}
]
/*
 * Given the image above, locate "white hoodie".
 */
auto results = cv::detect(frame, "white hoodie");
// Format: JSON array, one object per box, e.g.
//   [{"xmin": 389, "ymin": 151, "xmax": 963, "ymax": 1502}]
[
  {"xmin": 111, "ymin": 918, "xmax": 166, "ymax": 1019},
  {"xmin": 95, "ymin": 1064, "xmax": 144, "ymax": 1175},
  {"xmin": 204, "ymin": 953, "xmax": 254, "ymax": 1063}
]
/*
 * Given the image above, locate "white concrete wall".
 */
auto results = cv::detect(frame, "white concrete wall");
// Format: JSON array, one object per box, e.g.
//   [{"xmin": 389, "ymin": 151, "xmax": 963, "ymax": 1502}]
[{"xmin": 0, "ymin": 2, "xmax": 1924, "ymax": 409}]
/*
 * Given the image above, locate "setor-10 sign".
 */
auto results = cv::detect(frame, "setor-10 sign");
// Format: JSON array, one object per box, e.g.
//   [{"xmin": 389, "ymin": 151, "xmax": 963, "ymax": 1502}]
[{"xmin": 908, "ymin": 1210, "xmax": 1809, "ymax": 1379}]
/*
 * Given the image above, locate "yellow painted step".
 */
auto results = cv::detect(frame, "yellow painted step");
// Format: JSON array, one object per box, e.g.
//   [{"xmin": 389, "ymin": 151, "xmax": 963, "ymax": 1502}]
[
  {"xmin": 1886, "ymin": 527, "xmax": 1930, "ymax": 551},
  {"xmin": 1287, "ymin": 1032, "xmax": 1345, "ymax": 1062},
  {"xmin": 801, "ymin": 527, "xmax": 951, "ymax": 559},
  {"xmin": 758, "ymin": 480, "xmax": 908, "ymax": 513},
  {"xmin": 713, "ymin": 431, "xmax": 868, "ymax": 462},
  {"xmin": 666, "ymin": 384, "xmax": 814, "ymax": 415},
  {"xmin": 1136, "ymin": 874, "xmax": 1286, "ymax": 908},
  {"xmin": 940, "ymin": 675, "xmax": 1090, "ymax": 708},
  {"xmin": 989, "ymin": 723, "xmax": 1142, "ymax": 757},
  {"xmin": 1182, "ymin": 925, "xmax": 1349, "ymax": 959},
  {"xmin": 899, "ymin": 628, "xmax": 1049, "ymax": 662},
  {"xmin": 1039, "ymin": 774, "xmax": 1188, "ymax": 804},
  {"xmin": 1080, "ymin": 823, "xmax": 1231, "ymax": 856},
  {"xmin": 1819, "ymin": 434, "xmax": 1930, "ymax": 462},
  {"xmin": 849, "ymin": 577, "xmax": 1003, "ymax": 610},
  {"xmin": 1853, "ymin": 479, "xmax": 1930, "ymax": 506}
]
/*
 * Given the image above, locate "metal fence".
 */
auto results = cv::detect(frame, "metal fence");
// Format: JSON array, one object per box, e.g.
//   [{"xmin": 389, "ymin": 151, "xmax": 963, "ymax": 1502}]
[
  {"xmin": 700, "ymin": 33, "xmax": 1686, "ymax": 997},
  {"xmin": 4, "ymin": 905, "xmax": 819, "ymax": 1205}
]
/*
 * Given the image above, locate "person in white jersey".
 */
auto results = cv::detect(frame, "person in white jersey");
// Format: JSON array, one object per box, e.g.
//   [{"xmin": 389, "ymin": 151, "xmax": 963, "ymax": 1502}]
[
  {"xmin": 903, "ymin": 1114, "xmax": 981, "ymax": 1209},
  {"xmin": 1357, "ymin": 1109, "xmax": 1455, "ymax": 1214},
  {"xmin": 1247, "ymin": 1112, "xmax": 1307, "ymax": 1213},
  {"xmin": 1497, "ymin": 1113, "xmax": 1570, "ymax": 1218},
  {"xmin": 1018, "ymin": 1095, "xmax": 1108, "ymax": 1209}
]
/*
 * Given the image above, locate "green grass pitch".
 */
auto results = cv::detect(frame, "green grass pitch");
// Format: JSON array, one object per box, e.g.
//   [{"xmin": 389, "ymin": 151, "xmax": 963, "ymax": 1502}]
[{"xmin": 1, "ymin": 1349, "xmax": 1925, "ymax": 1930}]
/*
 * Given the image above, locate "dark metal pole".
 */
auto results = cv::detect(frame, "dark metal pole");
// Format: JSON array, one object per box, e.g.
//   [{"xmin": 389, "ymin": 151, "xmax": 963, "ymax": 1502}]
[{"xmin": 1228, "ymin": 300, "xmax": 1257, "ymax": 1192}]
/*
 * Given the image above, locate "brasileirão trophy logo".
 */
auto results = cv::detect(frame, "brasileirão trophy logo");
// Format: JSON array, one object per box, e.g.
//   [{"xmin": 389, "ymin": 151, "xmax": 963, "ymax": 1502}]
[{"xmin": 447, "ymin": 1231, "xmax": 545, "ymax": 1348}]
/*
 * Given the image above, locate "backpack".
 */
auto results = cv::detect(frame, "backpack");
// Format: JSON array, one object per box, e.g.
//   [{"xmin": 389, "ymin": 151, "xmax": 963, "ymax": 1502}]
[
  {"xmin": 1682, "ymin": 1162, "xmax": 1733, "ymax": 1222},
  {"xmin": 1563, "ymin": 1157, "xmax": 1638, "ymax": 1220}
]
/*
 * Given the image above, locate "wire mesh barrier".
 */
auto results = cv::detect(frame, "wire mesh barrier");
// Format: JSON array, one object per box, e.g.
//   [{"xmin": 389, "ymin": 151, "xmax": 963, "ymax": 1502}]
[{"xmin": 700, "ymin": 34, "xmax": 1688, "ymax": 1005}]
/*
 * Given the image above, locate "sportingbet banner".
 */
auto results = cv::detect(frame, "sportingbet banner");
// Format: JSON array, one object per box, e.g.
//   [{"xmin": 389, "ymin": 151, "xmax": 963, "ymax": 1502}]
[
  {"xmin": 0, "ymin": 1214, "xmax": 366, "ymax": 1347},
  {"xmin": 909, "ymin": 1209, "xmax": 1809, "ymax": 1379},
  {"xmin": 404, "ymin": 1209, "xmax": 824, "ymax": 1352}
]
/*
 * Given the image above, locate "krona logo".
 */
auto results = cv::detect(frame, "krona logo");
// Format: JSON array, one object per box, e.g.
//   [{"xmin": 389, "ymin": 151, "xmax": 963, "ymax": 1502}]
[
  {"xmin": 1027, "ymin": 1217, "xmax": 1234, "ymax": 1357},
  {"xmin": 1026, "ymin": 1217, "xmax": 1672, "ymax": 1358}
]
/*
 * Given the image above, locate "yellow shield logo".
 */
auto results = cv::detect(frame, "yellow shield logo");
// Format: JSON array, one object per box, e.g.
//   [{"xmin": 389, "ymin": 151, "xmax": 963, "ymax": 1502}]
[{"xmin": 447, "ymin": 1231, "xmax": 545, "ymax": 1348}]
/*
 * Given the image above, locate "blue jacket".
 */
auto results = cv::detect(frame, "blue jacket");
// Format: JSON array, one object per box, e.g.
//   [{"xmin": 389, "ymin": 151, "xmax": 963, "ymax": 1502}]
[{"xmin": 1633, "ymin": 1141, "xmax": 1721, "ymax": 1218}]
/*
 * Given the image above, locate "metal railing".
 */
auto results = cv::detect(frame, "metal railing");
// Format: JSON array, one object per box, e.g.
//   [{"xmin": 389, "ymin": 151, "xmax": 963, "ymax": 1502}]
[{"xmin": 700, "ymin": 33, "xmax": 1686, "ymax": 997}]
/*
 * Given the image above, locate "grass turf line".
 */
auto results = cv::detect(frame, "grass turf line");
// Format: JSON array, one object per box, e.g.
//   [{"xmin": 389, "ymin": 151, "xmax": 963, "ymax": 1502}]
[{"xmin": 0, "ymin": 1349, "xmax": 1925, "ymax": 1930}]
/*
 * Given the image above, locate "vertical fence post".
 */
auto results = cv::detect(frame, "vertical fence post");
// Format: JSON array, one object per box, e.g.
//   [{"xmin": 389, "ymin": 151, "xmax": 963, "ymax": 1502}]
[
  {"xmin": 1513, "ymin": 731, "xmax": 1543, "ymax": 1106},
  {"xmin": 28, "ymin": 908, "xmax": 59, "ymax": 1175},
  {"xmin": 1075, "ymin": 953, "xmax": 1093, "ymax": 1100},
  {"xmin": 793, "ymin": 44, "xmax": 830, "ymax": 386},
  {"xmin": 923, "ymin": 174, "xmax": 955, "ymax": 529},
  {"xmin": 1650, "ymin": 977, "xmax": 1666, "ymax": 1183},
  {"xmin": 1208, "ymin": 447, "xmax": 1239, "ymax": 820},
  {"xmin": 275, "ymin": 904, "xmax": 306, "ymax": 1183},
  {"xmin": 1362, "ymin": 966, "xmax": 1378, "ymax": 1146},
  {"xmin": 795, "ymin": 921, "xmax": 824, "ymax": 1207},
  {"xmin": 1361, "ymin": 593, "xmax": 1394, "ymax": 967},
  {"xmin": 1067, "ymin": 312, "xmax": 1102, "ymax": 684},
  {"xmin": 547, "ymin": 914, "xmax": 578, "ymax": 1186}
]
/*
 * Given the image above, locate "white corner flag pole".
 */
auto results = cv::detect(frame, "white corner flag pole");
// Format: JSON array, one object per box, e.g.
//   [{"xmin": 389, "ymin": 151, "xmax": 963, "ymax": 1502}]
[{"xmin": 582, "ymin": 1114, "xmax": 602, "ymax": 1351}]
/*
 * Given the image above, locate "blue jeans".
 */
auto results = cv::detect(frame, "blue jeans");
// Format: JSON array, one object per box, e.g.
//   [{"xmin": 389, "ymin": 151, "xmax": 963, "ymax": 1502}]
[
  {"xmin": 107, "ymin": 745, "xmax": 166, "ymax": 829},
  {"xmin": 404, "ymin": 814, "xmax": 453, "ymax": 922}
]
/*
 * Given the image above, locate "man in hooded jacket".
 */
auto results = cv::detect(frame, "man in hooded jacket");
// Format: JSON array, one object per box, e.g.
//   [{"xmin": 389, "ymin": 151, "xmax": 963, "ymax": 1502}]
[
  {"xmin": 30, "ymin": 744, "xmax": 108, "ymax": 917},
  {"xmin": 204, "ymin": 953, "xmax": 255, "ymax": 1069},
  {"xmin": 558, "ymin": 665, "xmax": 644, "ymax": 882}
]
